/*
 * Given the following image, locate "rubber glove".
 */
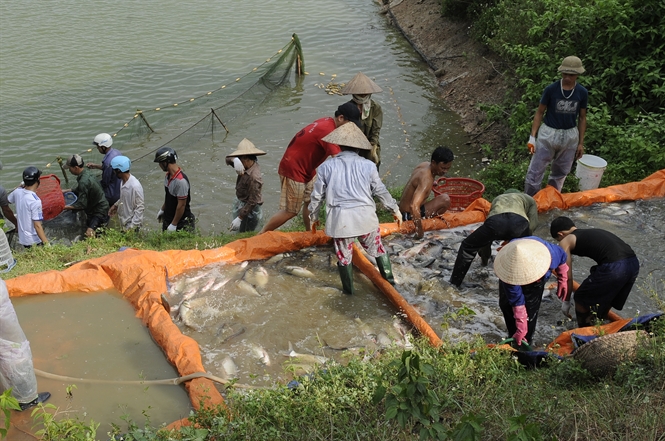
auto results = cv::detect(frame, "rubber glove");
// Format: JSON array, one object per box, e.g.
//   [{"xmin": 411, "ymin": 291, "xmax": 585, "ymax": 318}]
[
  {"xmin": 157, "ymin": 209, "xmax": 164, "ymax": 222},
  {"xmin": 166, "ymin": 224, "xmax": 177, "ymax": 233},
  {"xmin": 512, "ymin": 305, "xmax": 529, "ymax": 346},
  {"xmin": 230, "ymin": 216, "xmax": 242, "ymax": 231},
  {"xmin": 527, "ymin": 135, "xmax": 536, "ymax": 154},
  {"xmin": 393, "ymin": 209, "xmax": 403, "ymax": 228},
  {"xmin": 555, "ymin": 263, "xmax": 570, "ymax": 301},
  {"xmin": 561, "ymin": 292, "xmax": 573, "ymax": 318},
  {"xmin": 233, "ymin": 157, "xmax": 245, "ymax": 175},
  {"xmin": 311, "ymin": 220, "xmax": 320, "ymax": 234}
]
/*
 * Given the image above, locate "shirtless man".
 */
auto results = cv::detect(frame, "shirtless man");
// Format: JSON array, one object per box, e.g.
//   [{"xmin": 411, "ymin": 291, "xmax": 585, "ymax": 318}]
[{"xmin": 398, "ymin": 146, "xmax": 454, "ymax": 238}]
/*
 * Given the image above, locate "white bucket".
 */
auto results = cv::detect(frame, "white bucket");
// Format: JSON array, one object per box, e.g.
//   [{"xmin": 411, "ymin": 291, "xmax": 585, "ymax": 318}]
[{"xmin": 575, "ymin": 154, "xmax": 607, "ymax": 191}]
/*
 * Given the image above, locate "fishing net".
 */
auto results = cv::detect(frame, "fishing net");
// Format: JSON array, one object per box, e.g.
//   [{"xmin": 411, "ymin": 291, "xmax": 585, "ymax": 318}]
[{"xmin": 111, "ymin": 34, "xmax": 305, "ymax": 163}]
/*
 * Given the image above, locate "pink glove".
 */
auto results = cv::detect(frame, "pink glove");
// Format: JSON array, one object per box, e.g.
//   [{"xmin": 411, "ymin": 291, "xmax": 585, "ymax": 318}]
[
  {"xmin": 555, "ymin": 263, "xmax": 570, "ymax": 301},
  {"xmin": 512, "ymin": 305, "xmax": 528, "ymax": 346}
]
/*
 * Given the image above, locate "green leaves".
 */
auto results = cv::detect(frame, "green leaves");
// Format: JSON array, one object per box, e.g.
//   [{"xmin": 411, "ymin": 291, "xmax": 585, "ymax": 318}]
[{"xmin": 0, "ymin": 389, "xmax": 20, "ymax": 439}]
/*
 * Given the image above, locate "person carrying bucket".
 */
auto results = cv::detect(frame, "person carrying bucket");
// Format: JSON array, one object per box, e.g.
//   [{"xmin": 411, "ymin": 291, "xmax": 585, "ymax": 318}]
[
  {"xmin": 308, "ymin": 122, "xmax": 402, "ymax": 295},
  {"xmin": 493, "ymin": 237, "xmax": 568, "ymax": 346},
  {"xmin": 524, "ymin": 56, "xmax": 588, "ymax": 196},
  {"xmin": 225, "ymin": 139, "xmax": 265, "ymax": 233}
]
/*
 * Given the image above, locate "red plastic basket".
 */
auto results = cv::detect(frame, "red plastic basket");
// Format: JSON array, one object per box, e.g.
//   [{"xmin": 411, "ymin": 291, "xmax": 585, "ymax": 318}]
[
  {"xmin": 432, "ymin": 177, "xmax": 485, "ymax": 212},
  {"xmin": 35, "ymin": 174, "xmax": 65, "ymax": 221}
]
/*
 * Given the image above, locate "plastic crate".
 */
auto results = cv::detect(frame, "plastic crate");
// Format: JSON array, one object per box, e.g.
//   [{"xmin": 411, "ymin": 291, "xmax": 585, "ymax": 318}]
[{"xmin": 432, "ymin": 177, "xmax": 485, "ymax": 212}]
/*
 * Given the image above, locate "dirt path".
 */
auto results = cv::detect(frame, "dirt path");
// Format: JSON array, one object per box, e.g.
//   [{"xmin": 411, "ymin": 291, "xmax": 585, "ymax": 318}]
[{"xmin": 380, "ymin": 0, "xmax": 513, "ymax": 152}]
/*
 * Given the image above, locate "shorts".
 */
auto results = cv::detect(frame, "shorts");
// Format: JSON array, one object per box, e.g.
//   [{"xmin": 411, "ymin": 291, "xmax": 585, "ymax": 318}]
[
  {"xmin": 333, "ymin": 228, "xmax": 386, "ymax": 266},
  {"xmin": 402, "ymin": 205, "xmax": 427, "ymax": 221},
  {"xmin": 279, "ymin": 175, "xmax": 314, "ymax": 214}
]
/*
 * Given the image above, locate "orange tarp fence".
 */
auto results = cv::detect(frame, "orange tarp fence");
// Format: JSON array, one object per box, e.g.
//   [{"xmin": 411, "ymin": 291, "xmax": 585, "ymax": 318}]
[{"xmin": 6, "ymin": 169, "xmax": 665, "ymax": 413}]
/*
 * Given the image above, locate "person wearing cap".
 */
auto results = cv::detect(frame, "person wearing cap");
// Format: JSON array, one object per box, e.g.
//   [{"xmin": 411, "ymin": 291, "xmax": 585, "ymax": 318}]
[
  {"xmin": 341, "ymin": 72, "xmax": 384, "ymax": 169},
  {"xmin": 154, "ymin": 147, "xmax": 195, "ymax": 233},
  {"xmin": 86, "ymin": 133, "xmax": 122, "ymax": 206},
  {"xmin": 308, "ymin": 123, "xmax": 402, "ymax": 294},
  {"xmin": 0, "ymin": 279, "xmax": 51, "ymax": 411},
  {"xmin": 493, "ymin": 237, "xmax": 568, "ymax": 345},
  {"xmin": 550, "ymin": 216, "xmax": 639, "ymax": 326},
  {"xmin": 524, "ymin": 56, "xmax": 588, "ymax": 196},
  {"xmin": 0, "ymin": 161, "xmax": 19, "ymax": 229},
  {"xmin": 449, "ymin": 189, "xmax": 539, "ymax": 288},
  {"xmin": 7, "ymin": 167, "xmax": 49, "ymax": 247},
  {"xmin": 398, "ymin": 146, "xmax": 454, "ymax": 239},
  {"xmin": 108, "ymin": 156, "xmax": 144, "ymax": 232},
  {"xmin": 62, "ymin": 154, "xmax": 110, "ymax": 238},
  {"xmin": 259, "ymin": 102, "xmax": 361, "ymax": 234},
  {"xmin": 225, "ymin": 139, "xmax": 265, "ymax": 233}
]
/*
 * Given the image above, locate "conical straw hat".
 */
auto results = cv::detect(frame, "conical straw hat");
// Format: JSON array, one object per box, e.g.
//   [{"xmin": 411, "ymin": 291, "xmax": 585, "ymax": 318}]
[
  {"xmin": 322, "ymin": 122, "xmax": 372, "ymax": 150},
  {"xmin": 340, "ymin": 72, "xmax": 383, "ymax": 95},
  {"xmin": 493, "ymin": 239, "xmax": 551, "ymax": 285},
  {"xmin": 227, "ymin": 138, "xmax": 266, "ymax": 157},
  {"xmin": 573, "ymin": 330, "xmax": 649, "ymax": 376}
]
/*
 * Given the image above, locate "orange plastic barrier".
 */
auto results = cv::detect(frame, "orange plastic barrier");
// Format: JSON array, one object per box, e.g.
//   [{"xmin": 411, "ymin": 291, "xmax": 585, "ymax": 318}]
[{"xmin": 5, "ymin": 169, "xmax": 664, "ymax": 417}]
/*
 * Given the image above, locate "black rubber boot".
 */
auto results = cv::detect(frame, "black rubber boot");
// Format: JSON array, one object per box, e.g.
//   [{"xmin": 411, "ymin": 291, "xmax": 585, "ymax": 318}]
[
  {"xmin": 376, "ymin": 254, "xmax": 395, "ymax": 285},
  {"xmin": 478, "ymin": 244, "xmax": 492, "ymax": 266},
  {"xmin": 338, "ymin": 263, "xmax": 354, "ymax": 295},
  {"xmin": 19, "ymin": 392, "xmax": 51, "ymax": 411}
]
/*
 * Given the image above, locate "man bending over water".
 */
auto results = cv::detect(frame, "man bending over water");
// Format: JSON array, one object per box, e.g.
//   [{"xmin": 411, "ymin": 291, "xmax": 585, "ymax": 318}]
[{"xmin": 398, "ymin": 146, "xmax": 453, "ymax": 238}]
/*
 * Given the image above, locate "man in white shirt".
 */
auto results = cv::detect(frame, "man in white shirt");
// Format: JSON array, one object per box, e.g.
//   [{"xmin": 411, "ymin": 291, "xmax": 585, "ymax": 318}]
[
  {"xmin": 8, "ymin": 167, "xmax": 48, "ymax": 247},
  {"xmin": 309, "ymin": 123, "xmax": 402, "ymax": 295},
  {"xmin": 108, "ymin": 156, "xmax": 144, "ymax": 231}
]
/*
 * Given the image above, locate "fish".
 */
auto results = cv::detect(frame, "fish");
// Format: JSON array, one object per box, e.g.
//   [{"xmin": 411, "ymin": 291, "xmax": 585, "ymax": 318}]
[
  {"xmin": 244, "ymin": 266, "xmax": 269, "ymax": 288},
  {"xmin": 400, "ymin": 241, "xmax": 429, "ymax": 259},
  {"xmin": 354, "ymin": 317, "xmax": 376, "ymax": 342},
  {"xmin": 220, "ymin": 326, "xmax": 246, "ymax": 344},
  {"xmin": 250, "ymin": 344, "xmax": 271, "ymax": 366},
  {"xmin": 160, "ymin": 293, "xmax": 171, "ymax": 313},
  {"xmin": 221, "ymin": 356, "xmax": 238, "ymax": 378},
  {"xmin": 177, "ymin": 300, "xmax": 200, "ymax": 331},
  {"xmin": 200, "ymin": 276, "xmax": 217, "ymax": 293},
  {"xmin": 185, "ymin": 272, "xmax": 208, "ymax": 284},
  {"xmin": 284, "ymin": 266, "xmax": 315, "ymax": 278},
  {"xmin": 236, "ymin": 279, "xmax": 261, "ymax": 296},
  {"xmin": 376, "ymin": 331, "xmax": 393, "ymax": 348},
  {"xmin": 211, "ymin": 277, "xmax": 230, "ymax": 291},
  {"xmin": 280, "ymin": 342, "xmax": 328, "ymax": 364},
  {"xmin": 265, "ymin": 253, "xmax": 285, "ymax": 265}
]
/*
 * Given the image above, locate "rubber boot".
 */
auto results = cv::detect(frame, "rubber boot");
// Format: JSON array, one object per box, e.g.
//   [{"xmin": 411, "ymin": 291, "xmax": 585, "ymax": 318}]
[
  {"xmin": 338, "ymin": 263, "xmax": 354, "ymax": 295},
  {"xmin": 376, "ymin": 254, "xmax": 395, "ymax": 285},
  {"xmin": 478, "ymin": 244, "xmax": 491, "ymax": 267}
]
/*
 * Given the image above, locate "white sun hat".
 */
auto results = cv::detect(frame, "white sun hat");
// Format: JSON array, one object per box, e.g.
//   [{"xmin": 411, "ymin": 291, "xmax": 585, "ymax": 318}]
[
  {"xmin": 493, "ymin": 238, "xmax": 551, "ymax": 285},
  {"xmin": 227, "ymin": 138, "xmax": 266, "ymax": 157},
  {"xmin": 322, "ymin": 121, "xmax": 372, "ymax": 150},
  {"xmin": 340, "ymin": 72, "xmax": 383, "ymax": 95}
]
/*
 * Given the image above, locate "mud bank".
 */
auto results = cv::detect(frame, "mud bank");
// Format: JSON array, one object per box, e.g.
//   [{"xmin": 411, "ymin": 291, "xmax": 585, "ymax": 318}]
[{"xmin": 380, "ymin": 0, "xmax": 513, "ymax": 152}]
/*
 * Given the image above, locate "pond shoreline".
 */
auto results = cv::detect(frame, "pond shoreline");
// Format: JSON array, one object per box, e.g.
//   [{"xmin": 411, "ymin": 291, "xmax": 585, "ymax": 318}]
[{"xmin": 379, "ymin": 0, "xmax": 513, "ymax": 153}]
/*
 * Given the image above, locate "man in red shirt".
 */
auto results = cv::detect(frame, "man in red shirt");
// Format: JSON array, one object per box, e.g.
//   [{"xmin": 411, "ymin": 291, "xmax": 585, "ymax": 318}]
[{"xmin": 260, "ymin": 102, "xmax": 361, "ymax": 233}]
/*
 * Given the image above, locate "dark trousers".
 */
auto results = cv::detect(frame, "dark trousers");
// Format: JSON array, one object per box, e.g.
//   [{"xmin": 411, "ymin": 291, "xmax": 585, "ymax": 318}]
[
  {"xmin": 498, "ymin": 278, "xmax": 545, "ymax": 344},
  {"xmin": 575, "ymin": 256, "xmax": 639, "ymax": 326},
  {"xmin": 450, "ymin": 213, "xmax": 530, "ymax": 286}
]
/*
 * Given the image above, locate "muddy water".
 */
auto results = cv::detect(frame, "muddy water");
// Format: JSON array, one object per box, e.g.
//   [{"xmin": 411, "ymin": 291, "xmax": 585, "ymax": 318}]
[{"xmin": 11, "ymin": 291, "xmax": 191, "ymax": 432}]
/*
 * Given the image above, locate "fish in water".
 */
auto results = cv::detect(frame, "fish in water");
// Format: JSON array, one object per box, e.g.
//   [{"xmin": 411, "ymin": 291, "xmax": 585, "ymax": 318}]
[
  {"xmin": 211, "ymin": 277, "xmax": 230, "ymax": 291},
  {"xmin": 200, "ymin": 276, "xmax": 217, "ymax": 293},
  {"xmin": 221, "ymin": 356, "xmax": 238, "ymax": 379},
  {"xmin": 236, "ymin": 279, "xmax": 261, "ymax": 296},
  {"xmin": 265, "ymin": 253, "xmax": 285, "ymax": 265},
  {"xmin": 284, "ymin": 266, "xmax": 315, "ymax": 278},
  {"xmin": 160, "ymin": 293, "xmax": 171, "ymax": 313},
  {"xmin": 376, "ymin": 330, "xmax": 393, "ymax": 348},
  {"xmin": 250, "ymin": 344, "xmax": 271, "ymax": 366},
  {"xmin": 244, "ymin": 266, "xmax": 269, "ymax": 288},
  {"xmin": 280, "ymin": 342, "xmax": 328, "ymax": 364},
  {"xmin": 354, "ymin": 317, "xmax": 377, "ymax": 342},
  {"xmin": 400, "ymin": 241, "xmax": 429, "ymax": 259},
  {"xmin": 177, "ymin": 300, "xmax": 200, "ymax": 331}
]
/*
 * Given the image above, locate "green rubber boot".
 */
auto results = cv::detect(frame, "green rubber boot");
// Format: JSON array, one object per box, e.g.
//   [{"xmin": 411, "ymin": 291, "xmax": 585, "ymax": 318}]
[
  {"xmin": 376, "ymin": 254, "xmax": 395, "ymax": 285},
  {"xmin": 338, "ymin": 263, "xmax": 354, "ymax": 295}
]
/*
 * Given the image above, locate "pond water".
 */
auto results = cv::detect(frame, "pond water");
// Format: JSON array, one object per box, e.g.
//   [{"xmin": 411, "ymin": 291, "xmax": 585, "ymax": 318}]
[
  {"xmin": 0, "ymin": 0, "xmax": 477, "ymax": 236},
  {"xmin": 11, "ymin": 291, "xmax": 192, "ymax": 433}
]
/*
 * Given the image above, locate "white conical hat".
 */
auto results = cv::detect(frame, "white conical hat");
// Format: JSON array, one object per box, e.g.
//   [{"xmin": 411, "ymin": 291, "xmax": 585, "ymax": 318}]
[
  {"xmin": 322, "ymin": 122, "xmax": 372, "ymax": 150},
  {"xmin": 340, "ymin": 72, "xmax": 383, "ymax": 95},
  {"xmin": 493, "ymin": 239, "xmax": 551, "ymax": 285},
  {"xmin": 227, "ymin": 138, "xmax": 266, "ymax": 157}
]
